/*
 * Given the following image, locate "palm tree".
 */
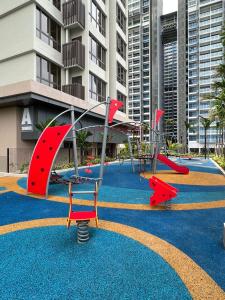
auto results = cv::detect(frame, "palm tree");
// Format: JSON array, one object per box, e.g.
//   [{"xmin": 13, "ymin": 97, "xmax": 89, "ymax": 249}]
[
  {"xmin": 199, "ymin": 116, "xmax": 213, "ymax": 159},
  {"xmin": 206, "ymin": 26, "xmax": 225, "ymax": 157},
  {"xmin": 76, "ymin": 131, "xmax": 92, "ymax": 164},
  {"xmin": 35, "ymin": 118, "xmax": 65, "ymax": 132},
  {"xmin": 209, "ymin": 92, "xmax": 225, "ymax": 156}
]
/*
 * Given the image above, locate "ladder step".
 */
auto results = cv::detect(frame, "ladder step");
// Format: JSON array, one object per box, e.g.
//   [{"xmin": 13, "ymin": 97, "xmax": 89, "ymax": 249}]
[{"xmin": 71, "ymin": 191, "xmax": 95, "ymax": 195}]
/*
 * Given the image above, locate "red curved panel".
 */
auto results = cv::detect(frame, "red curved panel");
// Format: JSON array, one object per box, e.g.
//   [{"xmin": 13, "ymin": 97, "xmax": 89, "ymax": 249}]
[{"xmin": 27, "ymin": 125, "xmax": 72, "ymax": 196}]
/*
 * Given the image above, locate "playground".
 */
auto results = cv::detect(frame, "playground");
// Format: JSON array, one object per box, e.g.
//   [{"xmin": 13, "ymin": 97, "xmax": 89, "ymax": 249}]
[
  {"xmin": 0, "ymin": 157, "xmax": 225, "ymax": 299},
  {"xmin": 0, "ymin": 99, "xmax": 225, "ymax": 299}
]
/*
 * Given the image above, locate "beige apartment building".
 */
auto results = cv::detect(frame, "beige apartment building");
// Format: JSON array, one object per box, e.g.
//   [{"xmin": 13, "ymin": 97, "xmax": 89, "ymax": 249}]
[{"xmin": 0, "ymin": 0, "xmax": 130, "ymax": 171}]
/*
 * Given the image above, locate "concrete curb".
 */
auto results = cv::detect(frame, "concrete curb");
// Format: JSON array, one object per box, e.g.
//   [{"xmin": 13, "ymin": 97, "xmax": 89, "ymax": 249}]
[
  {"xmin": 210, "ymin": 158, "xmax": 225, "ymax": 176},
  {"xmin": 0, "ymin": 172, "xmax": 27, "ymax": 178}
]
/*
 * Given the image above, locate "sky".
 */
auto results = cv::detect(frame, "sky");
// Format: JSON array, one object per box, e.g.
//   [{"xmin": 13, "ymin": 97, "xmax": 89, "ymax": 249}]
[{"xmin": 163, "ymin": 0, "xmax": 178, "ymax": 14}]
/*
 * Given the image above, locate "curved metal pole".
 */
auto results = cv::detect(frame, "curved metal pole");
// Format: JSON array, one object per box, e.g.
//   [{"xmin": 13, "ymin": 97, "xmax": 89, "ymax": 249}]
[
  {"xmin": 44, "ymin": 101, "xmax": 107, "ymax": 195},
  {"xmin": 76, "ymin": 125, "xmax": 105, "ymax": 132},
  {"xmin": 70, "ymin": 101, "xmax": 107, "ymax": 131},
  {"xmin": 45, "ymin": 108, "xmax": 72, "ymax": 128},
  {"xmin": 110, "ymin": 120, "xmax": 140, "ymax": 128}
]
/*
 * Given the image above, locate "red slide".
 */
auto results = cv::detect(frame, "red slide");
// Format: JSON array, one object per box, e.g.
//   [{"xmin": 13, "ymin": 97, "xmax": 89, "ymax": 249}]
[{"xmin": 157, "ymin": 154, "xmax": 189, "ymax": 175}]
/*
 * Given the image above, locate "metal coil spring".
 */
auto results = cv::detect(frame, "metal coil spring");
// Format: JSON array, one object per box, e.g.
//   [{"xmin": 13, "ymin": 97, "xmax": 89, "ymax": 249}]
[{"xmin": 76, "ymin": 220, "xmax": 90, "ymax": 243}]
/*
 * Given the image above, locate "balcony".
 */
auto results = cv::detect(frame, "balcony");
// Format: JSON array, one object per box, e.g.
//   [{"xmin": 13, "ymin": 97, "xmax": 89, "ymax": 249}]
[
  {"xmin": 62, "ymin": 83, "xmax": 85, "ymax": 100},
  {"xmin": 63, "ymin": 0, "xmax": 85, "ymax": 29},
  {"xmin": 63, "ymin": 40, "xmax": 85, "ymax": 70}
]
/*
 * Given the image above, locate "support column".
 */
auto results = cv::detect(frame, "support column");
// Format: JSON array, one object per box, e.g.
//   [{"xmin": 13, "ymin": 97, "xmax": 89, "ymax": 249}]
[
  {"xmin": 99, "ymin": 97, "xmax": 111, "ymax": 184},
  {"xmin": 71, "ymin": 106, "xmax": 79, "ymax": 176},
  {"xmin": 128, "ymin": 136, "xmax": 135, "ymax": 173}
]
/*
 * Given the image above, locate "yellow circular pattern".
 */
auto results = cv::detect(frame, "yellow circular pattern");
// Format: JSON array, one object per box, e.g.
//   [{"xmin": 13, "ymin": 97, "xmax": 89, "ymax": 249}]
[{"xmin": 141, "ymin": 170, "xmax": 225, "ymax": 186}]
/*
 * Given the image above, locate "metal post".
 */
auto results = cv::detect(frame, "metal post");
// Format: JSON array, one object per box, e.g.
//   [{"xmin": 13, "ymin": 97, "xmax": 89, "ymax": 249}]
[
  {"xmin": 152, "ymin": 132, "xmax": 159, "ymax": 174},
  {"xmin": 152, "ymin": 110, "xmax": 158, "ymax": 174},
  {"xmin": 70, "ymin": 106, "xmax": 79, "ymax": 176},
  {"xmin": 7, "ymin": 148, "xmax": 9, "ymax": 173},
  {"xmin": 128, "ymin": 136, "xmax": 135, "ymax": 173},
  {"xmin": 99, "ymin": 96, "xmax": 111, "ymax": 184},
  {"xmin": 204, "ymin": 128, "xmax": 207, "ymax": 159},
  {"xmin": 68, "ymin": 143, "xmax": 71, "ymax": 163}
]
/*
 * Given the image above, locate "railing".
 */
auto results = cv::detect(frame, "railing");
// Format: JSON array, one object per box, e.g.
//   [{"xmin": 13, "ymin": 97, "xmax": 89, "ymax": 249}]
[
  {"xmin": 63, "ymin": 0, "xmax": 85, "ymax": 28},
  {"xmin": 62, "ymin": 83, "xmax": 85, "ymax": 100},
  {"xmin": 63, "ymin": 40, "xmax": 85, "ymax": 69}
]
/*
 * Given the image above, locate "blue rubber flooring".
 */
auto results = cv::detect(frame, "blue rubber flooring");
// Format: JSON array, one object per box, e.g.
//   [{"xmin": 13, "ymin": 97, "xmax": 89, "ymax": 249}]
[
  {"xmin": 17, "ymin": 159, "xmax": 225, "ymax": 204},
  {"xmin": 0, "ymin": 192, "xmax": 225, "ymax": 292},
  {"xmin": 0, "ymin": 226, "xmax": 191, "ymax": 300}
]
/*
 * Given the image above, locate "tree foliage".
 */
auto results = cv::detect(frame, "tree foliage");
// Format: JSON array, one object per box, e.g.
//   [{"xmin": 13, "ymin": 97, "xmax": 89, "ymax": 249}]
[
  {"xmin": 35, "ymin": 118, "xmax": 65, "ymax": 132},
  {"xmin": 76, "ymin": 131, "xmax": 92, "ymax": 164},
  {"xmin": 205, "ymin": 26, "xmax": 225, "ymax": 156}
]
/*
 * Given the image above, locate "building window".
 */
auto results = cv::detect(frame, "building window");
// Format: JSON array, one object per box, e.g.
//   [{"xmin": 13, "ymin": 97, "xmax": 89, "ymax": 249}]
[
  {"xmin": 89, "ymin": 0, "xmax": 106, "ymax": 36},
  {"xmin": 53, "ymin": 0, "xmax": 61, "ymax": 11},
  {"xmin": 117, "ymin": 33, "xmax": 126, "ymax": 60},
  {"xmin": 36, "ymin": 7, "xmax": 61, "ymax": 52},
  {"xmin": 117, "ymin": 62, "xmax": 126, "ymax": 87},
  {"xmin": 117, "ymin": 4, "xmax": 126, "ymax": 34},
  {"xmin": 89, "ymin": 35, "xmax": 106, "ymax": 70},
  {"xmin": 36, "ymin": 55, "xmax": 61, "ymax": 90},
  {"xmin": 89, "ymin": 73, "xmax": 106, "ymax": 102},
  {"xmin": 117, "ymin": 91, "xmax": 126, "ymax": 113}
]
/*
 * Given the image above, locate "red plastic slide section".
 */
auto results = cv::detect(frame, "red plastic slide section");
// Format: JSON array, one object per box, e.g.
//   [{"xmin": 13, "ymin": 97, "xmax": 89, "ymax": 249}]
[
  {"xmin": 27, "ymin": 125, "xmax": 72, "ymax": 196},
  {"xmin": 149, "ymin": 176, "xmax": 178, "ymax": 206},
  {"xmin": 157, "ymin": 154, "xmax": 189, "ymax": 175}
]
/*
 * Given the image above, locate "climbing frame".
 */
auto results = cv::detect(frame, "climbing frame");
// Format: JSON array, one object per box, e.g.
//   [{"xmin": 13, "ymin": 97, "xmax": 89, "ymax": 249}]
[{"xmin": 27, "ymin": 124, "xmax": 72, "ymax": 196}]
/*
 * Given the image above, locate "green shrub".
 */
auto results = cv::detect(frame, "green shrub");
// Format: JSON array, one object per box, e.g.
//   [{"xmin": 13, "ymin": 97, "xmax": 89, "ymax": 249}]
[
  {"xmin": 20, "ymin": 163, "xmax": 29, "ymax": 174},
  {"xmin": 213, "ymin": 156, "xmax": 225, "ymax": 170}
]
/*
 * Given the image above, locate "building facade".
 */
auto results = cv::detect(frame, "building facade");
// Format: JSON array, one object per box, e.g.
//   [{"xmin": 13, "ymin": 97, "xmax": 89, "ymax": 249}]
[
  {"xmin": 161, "ymin": 12, "xmax": 178, "ymax": 141},
  {"xmin": 128, "ymin": 0, "xmax": 162, "ymax": 142},
  {"xmin": 0, "ymin": 0, "xmax": 130, "ymax": 171},
  {"xmin": 186, "ymin": 0, "xmax": 225, "ymax": 152}
]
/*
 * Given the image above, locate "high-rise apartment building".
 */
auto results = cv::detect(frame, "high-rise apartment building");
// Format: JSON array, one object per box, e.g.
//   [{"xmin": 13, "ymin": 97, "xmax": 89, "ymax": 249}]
[
  {"xmin": 187, "ymin": 0, "xmax": 225, "ymax": 151},
  {"xmin": 128, "ymin": 0, "xmax": 162, "ymax": 141},
  {"xmin": 161, "ymin": 12, "xmax": 178, "ymax": 141},
  {"xmin": 0, "ymin": 0, "xmax": 130, "ymax": 169}
]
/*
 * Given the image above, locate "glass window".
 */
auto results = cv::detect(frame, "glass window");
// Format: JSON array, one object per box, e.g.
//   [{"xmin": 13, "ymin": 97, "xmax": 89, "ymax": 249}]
[
  {"xmin": 36, "ymin": 55, "xmax": 61, "ymax": 90},
  {"xmin": 53, "ymin": 0, "xmax": 61, "ymax": 11},
  {"xmin": 117, "ymin": 91, "xmax": 126, "ymax": 113},
  {"xmin": 121, "ymin": 0, "xmax": 126, "ymax": 8},
  {"xmin": 90, "ymin": 0, "xmax": 106, "ymax": 36},
  {"xmin": 89, "ymin": 35, "xmax": 106, "ymax": 70},
  {"xmin": 117, "ymin": 62, "xmax": 126, "ymax": 87},
  {"xmin": 117, "ymin": 4, "xmax": 126, "ymax": 33},
  {"xmin": 89, "ymin": 73, "xmax": 106, "ymax": 102},
  {"xmin": 117, "ymin": 33, "xmax": 126, "ymax": 60},
  {"xmin": 36, "ymin": 7, "xmax": 61, "ymax": 52}
]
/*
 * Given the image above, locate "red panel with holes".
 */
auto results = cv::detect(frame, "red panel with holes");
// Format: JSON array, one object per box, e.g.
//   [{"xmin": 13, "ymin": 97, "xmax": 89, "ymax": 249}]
[
  {"xmin": 27, "ymin": 125, "xmax": 72, "ymax": 196},
  {"xmin": 149, "ymin": 176, "xmax": 178, "ymax": 206}
]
